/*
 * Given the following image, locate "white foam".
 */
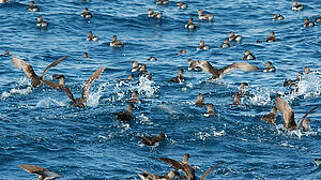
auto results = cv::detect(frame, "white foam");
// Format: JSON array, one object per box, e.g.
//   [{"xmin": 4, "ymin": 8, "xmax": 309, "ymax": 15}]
[
  {"xmin": 136, "ymin": 75, "xmax": 159, "ymax": 97},
  {"xmin": 138, "ymin": 113, "xmax": 153, "ymax": 125},
  {"xmin": 87, "ymin": 82, "xmax": 108, "ymax": 107}
]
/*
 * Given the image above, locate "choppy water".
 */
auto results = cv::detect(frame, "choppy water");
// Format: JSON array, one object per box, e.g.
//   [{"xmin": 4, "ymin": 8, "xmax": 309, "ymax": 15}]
[{"xmin": 1, "ymin": 0, "xmax": 321, "ymax": 179}]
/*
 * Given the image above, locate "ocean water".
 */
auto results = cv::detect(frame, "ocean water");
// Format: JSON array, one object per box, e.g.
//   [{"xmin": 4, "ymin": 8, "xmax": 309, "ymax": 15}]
[{"xmin": 1, "ymin": 0, "xmax": 321, "ymax": 179}]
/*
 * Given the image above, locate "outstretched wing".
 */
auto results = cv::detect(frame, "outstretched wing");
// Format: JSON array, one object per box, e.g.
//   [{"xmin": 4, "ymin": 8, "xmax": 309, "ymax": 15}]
[
  {"xmin": 81, "ymin": 67, "xmax": 105, "ymax": 101},
  {"xmin": 220, "ymin": 62, "xmax": 259, "ymax": 75},
  {"xmin": 275, "ymin": 96, "xmax": 296, "ymax": 130},
  {"xmin": 200, "ymin": 161, "xmax": 225, "ymax": 180},
  {"xmin": 137, "ymin": 136, "xmax": 153, "ymax": 145},
  {"xmin": 42, "ymin": 56, "xmax": 69, "ymax": 77},
  {"xmin": 196, "ymin": 60, "xmax": 217, "ymax": 74},
  {"xmin": 19, "ymin": 164, "xmax": 62, "ymax": 179},
  {"xmin": 41, "ymin": 80, "xmax": 60, "ymax": 89},
  {"xmin": 12, "ymin": 58, "xmax": 38, "ymax": 79},
  {"xmin": 159, "ymin": 158, "xmax": 184, "ymax": 170},
  {"xmin": 62, "ymin": 86, "xmax": 75, "ymax": 102},
  {"xmin": 298, "ymin": 106, "xmax": 319, "ymax": 128}
]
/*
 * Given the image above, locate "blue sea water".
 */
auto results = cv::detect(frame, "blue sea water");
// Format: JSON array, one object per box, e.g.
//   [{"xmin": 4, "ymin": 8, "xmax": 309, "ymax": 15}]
[{"xmin": 1, "ymin": 0, "xmax": 321, "ymax": 179}]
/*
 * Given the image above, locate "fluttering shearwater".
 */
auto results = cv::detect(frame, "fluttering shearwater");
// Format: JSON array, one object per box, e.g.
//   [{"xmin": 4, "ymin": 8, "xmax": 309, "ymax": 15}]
[
  {"xmin": 177, "ymin": 2, "xmax": 187, "ymax": 9},
  {"xmin": 220, "ymin": 39, "xmax": 231, "ymax": 48},
  {"xmin": 147, "ymin": 56, "xmax": 157, "ymax": 61},
  {"xmin": 128, "ymin": 91, "xmax": 140, "ymax": 103},
  {"xmin": 156, "ymin": 0, "xmax": 168, "ymax": 5},
  {"xmin": 131, "ymin": 61, "xmax": 142, "ymax": 72},
  {"xmin": 204, "ymin": 103, "xmax": 216, "ymax": 117},
  {"xmin": 229, "ymin": 31, "xmax": 242, "ymax": 43},
  {"xmin": 11, "ymin": 56, "xmax": 68, "ymax": 87},
  {"xmin": 263, "ymin": 61, "xmax": 276, "ymax": 72},
  {"xmin": 275, "ymin": 96, "xmax": 318, "ymax": 131},
  {"xmin": 315, "ymin": 14, "xmax": 321, "ymax": 22},
  {"xmin": 137, "ymin": 168, "xmax": 179, "ymax": 180},
  {"xmin": 81, "ymin": 8, "xmax": 93, "ymax": 19},
  {"xmin": 137, "ymin": 132, "xmax": 166, "ymax": 146},
  {"xmin": 185, "ymin": 18, "xmax": 197, "ymax": 29},
  {"xmin": 265, "ymin": 32, "xmax": 277, "ymax": 42},
  {"xmin": 195, "ymin": 93, "xmax": 205, "ymax": 107},
  {"xmin": 1, "ymin": 50, "xmax": 10, "ymax": 56},
  {"xmin": 273, "ymin": 14, "xmax": 284, "ymax": 21},
  {"xmin": 314, "ymin": 159, "xmax": 321, "ymax": 166},
  {"xmin": 243, "ymin": 50, "xmax": 256, "ymax": 60},
  {"xmin": 178, "ymin": 49, "xmax": 186, "ymax": 55},
  {"xmin": 28, "ymin": 1, "xmax": 39, "ymax": 12},
  {"xmin": 187, "ymin": 59, "xmax": 201, "ymax": 71},
  {"xmin": 112, "ymin": 104, "xmax": 134, "ymax": 122},
  {"xmin": 304, "ymin": 17, "xmax": 315, "ymax": 27},
  {"xmin": 110, "ymin": 35, "xmax": 124, "ymax": 47},
  {"xmin": 50, "ymin": 67, "xmax": 105, "ymax": 107},
  {"xmin": 159, "ymin": 154, "xmax": 225, "ymax": 180},
  {"xmin": 83, "ymin": 52, "xmax": 89, "ymax": 58},
  {"xmin": 148, "ymin": 8, "xmax": 161, "ymax": 19},
  {"xmin": 238, "ymin": 82, "xmax": 248, "ymax": 96},
  {"xmin": 198, "ymin": 9, "xmax": 214, "ymax": 21},
  {"xmin": 231, "ymin": 92, "xmax": 241, "ymax": 105},
  {"xmin": 261, "ymin": 107, "xmax": 277, "ymax": 124},
  {"xmin": 304, "ymin": 66, "xmax": 310, "ymax": 74},
  {"xmin": 169, "ymin": 69, "xmax": 184, "ymax": 83},
  {"xmin": 192, "ymin": 60, "xmax": 259, "ymax": 79},
  {"xmin": 37, "ymin": 15, "xmax": 48, "ymax": 28},
  {"xmin": 292, "ymin": 0, "xmax": 303, "ymax": 11},
  {"xmin": 197, "ymin": 40, "xmax": 209, "ymax": 50},
  {"xmin": 87, "ymin": 31, "xmax": 99, "ymax": 41},
  {"xmin": 19, "ymin": 164, "xmax": 62, "ymax": 180}
]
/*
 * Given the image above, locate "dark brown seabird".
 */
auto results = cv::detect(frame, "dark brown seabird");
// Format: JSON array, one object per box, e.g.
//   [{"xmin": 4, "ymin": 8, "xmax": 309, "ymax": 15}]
[
  {"xmin": 232, "ymin": 92, "xmax": 241, "ymax": 105},
  {"xmin": 195, "ymin": 93, "xmax": 205, "ymax": 107},
  {"xmin": 137, "ymin": 168, "xmax": 179, "ymax": 180},
  {"xmin": 47, "ymin": 67, "xmax": 105, "ymax": 107},
  {"xmin": 19, "ymin": 164, "xmax": 62, "ymax": 180},
  {"xmin": 159, "ymin": 154, "xmax": 225, "ymax": 180},
  {"xmin": 128, "ymin": 90, "xmax": 140, "ymax": 103},
  {"xmin": 275, "ymin": 96, "xmax": 318, "ymax": 131},
  {"xmin": 169, "ymin": 69, "xmax": 184, "ymax": 83},
  {"xmin": 12, "ymin": 56, "xmax": 68, "ymax": 88},
  {"xmin": 112, "ymin": 104, "xmax": 134, "ymax": 122},
  {"xmin": 188, "ymin": 59, "xmax": 201, "ymax": 71},
  {"xmin": 137, "ymin": 132, "xmax": 166, "ymax": 146},
  {"xmin": 194, "ymin": 60, "xmax": 258, "ymax": 79},
  {"xmin": 204, "ymin": 103, "xmax": 216, "ymax": 117},
  {"xmin": 261, "ymin": 107, "xmax": 277, "ymax": 124}
]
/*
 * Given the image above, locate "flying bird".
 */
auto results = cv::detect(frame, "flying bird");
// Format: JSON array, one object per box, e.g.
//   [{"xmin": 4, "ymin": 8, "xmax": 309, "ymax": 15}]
[
  {"xmin": 137, "ymin": 168, "xmax": 179, "ymax": 180},
  {"xmin": 19, "ymin": 164, "xmax": 62, "ymax": 180}
]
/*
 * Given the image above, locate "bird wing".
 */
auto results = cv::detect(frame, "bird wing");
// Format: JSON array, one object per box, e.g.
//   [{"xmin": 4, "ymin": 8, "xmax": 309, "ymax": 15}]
[
  {"xmin": 137, "ymin": 136, "xmax": 153, "ymax": 145},
  {"xmin": 19, "ymin": 164, "xmax": 62, "ymax": 179},
  {"xmin": 219, "ymin": 62, "xmax": 259, "ymax": 75},
  {"xmin": 298, "ymin": 106, "xmax": 319, "ymax": 128},
  {"xmin": 41, "ymin": 56, "xmax": 69, "ymax": 77},
  {"xmin": 200, "ymin": 161, "xmax": 225, "ymax": 180},
  {"xmin": 62, "ymin": 86, "xmax": 75, "ymax": 102},
  {"xmin": 275, "ymin": 96, "xmax": 296, "ymax": 130},
  {"xmin": 12, "ymin": 58, "xmax": 38, "ymax": 79},
  {"xmin": 159, "ymin": 158, "xmax": 184, "ymax": 170},
  {"xmin": 137, "ymin": 168, "xmax": 160, "ymax": 178},
  {"xmin": 81, "ymin": 67, "xmax": 105, "ymax": 101},
  {"xmin": 41, "ymin": 80, "xmax": 60, "ymax": 89},
  {"xmin": 196, "ymin": 60, "xmax": 218, "ymax": 74}
]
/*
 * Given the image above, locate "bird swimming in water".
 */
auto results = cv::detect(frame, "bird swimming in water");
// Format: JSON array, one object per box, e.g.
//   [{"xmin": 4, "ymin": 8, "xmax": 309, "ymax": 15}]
[
  {"xmin": 147, "ymin": 56, "xmax": 157, "ymax": 61},
  {"xmin": 156, "ymin": 0, "xmax": 168, "ymax": 5},
  {"xmin": 229, "ymin": 31, "xmax": 242, "ymax": 43},
  {"xmin": 265, "ymin": 31, "xmax": 277, "ymax": 42},
  {"xmin": 119, "ymin": 74, "xmax": 134, "ymax": 82},
  {"xmin": 131, "ymin": 61, "xmax": 143, "ymax": 72},
  {"xmin": 177, "ymin": 2, "xmax": 187, "ymax": 9},
  {"xmin": 275, "ymin": 96, "xmax": 318, "ymax": 131},
  {"xmin": 128, "ymin": 90, "xmax": 140, "ymax": 103},
  {"xmin": 204, "ymin": 103, "xmax": 216, "ymax": 117},
  {"xmin": 81, "ymin": 7, "xmax": 93, "ymax": 19},
  {"xmin": 1, "ymin": 50, "xmax": 10, "ymax": 56},
  {"xmin": 273, "ymin": 14, "xmax": 284, "ymax": 21},
  {"xmin": 137, "ymin": 169, "xmax": 179, "ymax": 180},
  {"xmin": 37, "ymin": 15, "xmax": 48, "ymax": 28},
  {"xmin": 11, "ymin": 56, "xmax": 68, "ymax": 88},
  {"xmin": 292, "ymin": 0, "xmax": 303, "ymax": 11},
  {"xmin": 137, "ymin": 132, "xmax": 166, "ymax": 146},
  {"xmin": 220, "ymin": 39, "xmax": 231, "ymax": 48},
  {"xmin": 197, "ymin": 9, "xmax": 214, "ymax": 21},
  {"xmin": 19, "ymin": 164, "xmax": 62, "ymax": 180},
  {"xmin": 243, "ymin": 50, "xmax": 256, "ymax": 60},
  {"xmin": 238, "ymin": 82, "xmax": 248, "ymax": 96},
  {"xmin": 231, "ymin": 92, "xmax": 241, "ymax": 105},
  {"xmin": 169, "ymin": 69, "xmax": 184, "ymax": 83},
  {"xmin": 83, "ymin": 52, "xmax": 89, "ymax": 58},
  {"xmin": 51, "ymin": 67, "xmax": 105, "ymax": 107},
  {"xmin": 263, "ymin": 61, "xmax": 276, "ymax": 72},
  {"xmin": 195, "ymin": 93, "xmax": 205, "ymax": 107},
  {"xmin": 159, "ymin": 154, "xmax": 225, "ymax": 180},
  {"xmin": 87, "ymin": 31, "xmax": 99, "ymax": 41},
  {"xmin": 110, "ymin": 35, "xmax": 124, "ymax": 47},
  {"xmin": 185, "ymin": 18, "xmax": 197, "ymax": 29},
  {"xmin": 315, "ymin": 14, "xmax": 321, "ymax": 22},
  {"xmin": 197, "ymin": 40, "xmax": 209, "ymax": 50},
  {"xmin": 193, "ymin": 60, "xmax": 259, "ymax": 79},
  {"xmin": 304, "ymin": 66, "xmax": 310, "ymax": 74},
  {"xmin": 187, "ymin": 59, "xmax": 201, "ymax": 71},
  {"xmin": 148, "ymin": 8, "xmax": 161, "ymax": 19},
  {"xmin": 304, "ymin": 17, "xmax": 315, "ymax": 27},
  {"xmin": 314, "ymin": 158, "xmax": 321, "ymax": 166},
  {"xmin": 178, "ymin": 49, "xmax": 186, "ymax": 55},
  {"xmin": 28, "ymin": 1, "xmax": 39, "ymax": 12},
  {"xmin": 261, "ymin": 107, "xmax": 277, "ymax": 124},
  {"xmin": 112, "ymin": 104, "xmax": 134, "ymax": 122}
]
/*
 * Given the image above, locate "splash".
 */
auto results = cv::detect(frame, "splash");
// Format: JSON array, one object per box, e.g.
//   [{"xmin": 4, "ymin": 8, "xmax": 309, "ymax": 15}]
[
  {"xmin": 35, "ymin": 97, "xmax": 66, "ymax": 108},
  {"xmin": 248, "ymin": 87, "xmax": 274, "ymax": 106},
  {"xmin": 87, "ymin": 82, "xmax": 108, "ymax": 107},
  {"xmin": 1, "ymin": 86, "xmax": 33, "ymax": 99},
  {"xmin": 138, "ymin": 113, "xmax": 153, "ymax": 125},
  {"xmin": 136, "ymin": 75, "xmax": 159, "ymax": 97}
]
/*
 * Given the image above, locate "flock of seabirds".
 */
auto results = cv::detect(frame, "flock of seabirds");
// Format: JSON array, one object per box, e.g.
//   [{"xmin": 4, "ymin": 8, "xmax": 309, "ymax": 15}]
[{"xmin": 1, "ymin": 0, "xmax": 321, "ymax": 179}]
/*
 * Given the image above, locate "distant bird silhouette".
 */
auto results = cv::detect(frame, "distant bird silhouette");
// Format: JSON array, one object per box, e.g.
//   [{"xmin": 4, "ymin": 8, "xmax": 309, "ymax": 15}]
[
  {"xmin": 275, "ymin": 96, "xmax": 318, "ymax": 131},
  {"xmin": 112, "ymin": 104, "xmax": 134, "ymax": 122},
  {"xmin": 19, "ymin": 164, "xmax": 62, "ymax": 180},
  {"xmin": 12, "ymin": 56, "xmax": 68, "ymax": 87}
]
